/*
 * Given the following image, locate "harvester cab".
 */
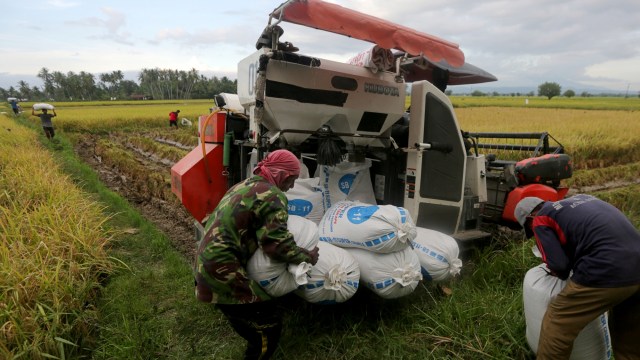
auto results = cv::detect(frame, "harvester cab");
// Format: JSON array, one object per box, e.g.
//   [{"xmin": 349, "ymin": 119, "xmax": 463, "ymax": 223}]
[{"xmin": 171, "ymin": 0, "xmax": 572, "ymax": 243}]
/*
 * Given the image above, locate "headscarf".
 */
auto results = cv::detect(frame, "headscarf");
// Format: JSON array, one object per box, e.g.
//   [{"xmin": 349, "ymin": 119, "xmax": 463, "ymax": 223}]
[{"xmin": 253, "ymin": 149, "xmax": 300, "ymax": 187}]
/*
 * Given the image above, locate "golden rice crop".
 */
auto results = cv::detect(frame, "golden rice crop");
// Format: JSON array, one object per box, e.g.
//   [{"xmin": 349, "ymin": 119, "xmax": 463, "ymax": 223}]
[
  {"xmin": 0, "ymin": 114, "xmax": 114, "ymax": 359},
  {"xmin": 454, "ymin": 107, "xmax": 640, "ymax": 169},
  {"xmin": 451, "ymin": 96, "xmax": 640, "ymax": 111},
  {"xmin": 93, "ymin": 138, "xmax": 171, "ymax": 201},
  {"xmin": 25, "ymin": 100, "xmax": 213, "ymax": 134},
  {"xmin": 124, "ymin": 134, "xmax": 189, "ymax": 163}
]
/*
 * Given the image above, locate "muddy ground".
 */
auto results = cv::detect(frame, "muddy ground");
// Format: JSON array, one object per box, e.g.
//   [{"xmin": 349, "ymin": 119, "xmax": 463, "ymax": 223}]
[{"xmin": 75, "ymin": 134, "xmax": 198, "ymax": 263}]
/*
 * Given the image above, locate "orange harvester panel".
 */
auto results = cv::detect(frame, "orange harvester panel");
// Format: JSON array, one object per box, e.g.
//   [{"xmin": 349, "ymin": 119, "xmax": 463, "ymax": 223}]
[
  {"xmin": 200, "ymin": 112, "xmax": 227, "ymax": 143},
  {"xmin": 171, "ymin": 143, "xmax": 228, "ymax": 223},
  {"xmin": 502, "ymin": 184, "xmax": 569, "ymax": 223}
]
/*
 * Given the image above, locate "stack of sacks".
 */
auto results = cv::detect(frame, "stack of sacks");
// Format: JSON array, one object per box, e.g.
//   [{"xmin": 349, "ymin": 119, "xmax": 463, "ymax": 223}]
[
  {"xmin": 411, "ymin": 227, "xmax": 462, "ymax": 282},
  {"xmin": 295, "ymin": 241, "xmax": 360, "ymax": 304},
  {"xmin": 319, "ymin": 201, "xmax": 422, "ymax": 299},
  {"xmin": 523, "ymin": 264, "xmax": 612, "ymax": 359},
  {"xmin": 286, "ymin": 177, "xmax": 325, "ymax": 224},
  {"xmin": 247, "ymin": 215, "xmax": 318, "ymax": 297},
  {"xmin": 316, "ymin": 159, "xmax": 377, "ymax": 210}
]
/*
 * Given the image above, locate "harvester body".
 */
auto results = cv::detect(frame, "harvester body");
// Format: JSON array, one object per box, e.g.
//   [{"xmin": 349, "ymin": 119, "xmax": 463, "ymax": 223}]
[{"xmin": 171, "ymin": 0, "xmax": 571, "ymax": 241}]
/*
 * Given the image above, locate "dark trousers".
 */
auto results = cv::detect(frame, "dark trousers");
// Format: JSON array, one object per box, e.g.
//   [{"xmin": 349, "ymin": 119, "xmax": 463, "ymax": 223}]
[
  {"xmin": 537, "ymin": 280, "xmax": 640, "ymax": 360},
  {"xmin": 216, "ymin": 301, "xmax": 283, "ymax": 360},
  {"xmin": 43, "ymin": 126, "xmax": 55, "ymax": 139}
]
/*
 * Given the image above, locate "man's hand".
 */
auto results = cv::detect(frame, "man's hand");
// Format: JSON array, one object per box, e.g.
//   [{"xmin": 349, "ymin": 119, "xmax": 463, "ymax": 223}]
[{"xmin": 308, "ymin": 246, "xmax": 319, "ymax": 265}]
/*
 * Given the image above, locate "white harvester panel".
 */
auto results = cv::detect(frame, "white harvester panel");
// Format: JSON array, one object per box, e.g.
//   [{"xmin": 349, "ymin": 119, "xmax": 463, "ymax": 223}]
[
  {"xmin": 404, "ymin": 81, "xmax": 467, "ymax": 235},
  {"xmin": 238, "ymin": 49, "xmax": 406, "ymax": 146},
  {"xmin": 465, "ymin": 154, "xmax": 488, "ymax": 203}
]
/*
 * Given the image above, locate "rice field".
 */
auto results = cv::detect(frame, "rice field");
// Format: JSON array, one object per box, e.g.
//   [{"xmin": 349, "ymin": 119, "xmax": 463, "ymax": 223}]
[
  {"xmin": 1, "ymin": 96, "xmax": 639, "ymax": 359},
  {"xmin": 0, "ymin": 113, "xmax": 114, "ymax": 359}
]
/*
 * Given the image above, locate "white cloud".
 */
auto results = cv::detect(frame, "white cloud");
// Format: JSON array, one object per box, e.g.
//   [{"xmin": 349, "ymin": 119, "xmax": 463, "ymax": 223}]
[
  {"xmin": 1, "ymin": 0, "xmax": 639, "ymax": 91},
  {"xmin": 47, "ymin": 0, "xmax": 80, "ymax": 8},
  {"xmin": 65, "ymin": 7, "xmax": 133, "ymax": 45}
]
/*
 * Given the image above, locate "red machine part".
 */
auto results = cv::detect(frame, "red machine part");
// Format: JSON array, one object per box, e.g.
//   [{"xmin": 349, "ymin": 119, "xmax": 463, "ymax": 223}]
[
  {"xmin": 515, "ymin": 153, "xmax": 572, "ymax": 185},
  {"xmin": 502, "ymin": 184, "xmax": 570, "ymax": 223},
  {"xmin": 171, "ymin": 112, "xmax": 230, "ymax": 223},
  {"xmin": 200, "ymin": 112, "xmax": 227, "ymax": 143}
]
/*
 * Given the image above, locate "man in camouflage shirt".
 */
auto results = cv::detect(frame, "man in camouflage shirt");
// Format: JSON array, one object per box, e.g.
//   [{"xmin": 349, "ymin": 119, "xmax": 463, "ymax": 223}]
[{"xmin": 195, "ymin": 149, "xmax": 319, "ymax": 360}]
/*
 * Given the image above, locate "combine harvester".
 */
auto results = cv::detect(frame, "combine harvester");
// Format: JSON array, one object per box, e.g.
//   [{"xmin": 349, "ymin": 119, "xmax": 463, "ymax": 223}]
[{"xmin": 171, "ymin": 0, "xmax": 572, "ymax": 245}]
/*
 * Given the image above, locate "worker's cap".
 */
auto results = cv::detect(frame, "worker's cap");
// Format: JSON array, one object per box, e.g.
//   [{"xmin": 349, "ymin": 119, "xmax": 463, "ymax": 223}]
[{"xmin": 514, "ymin": 197, "xmax": 545, "ymax": 236}]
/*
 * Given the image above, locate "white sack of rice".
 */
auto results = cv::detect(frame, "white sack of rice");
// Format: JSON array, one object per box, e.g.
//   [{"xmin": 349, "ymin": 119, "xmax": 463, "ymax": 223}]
[
  {"xmin": 286, "ymin": 177, "xmax": 325, "ymax": 224},
  {"xmin": 247, "ymin": 215, "xmax": 319, "ymax": 297},
  {"xmin": 295, "ymin": 241, "xmax": 360, "ymax": 304},
  {"xmin": 319, "ymin": 201, "xmax": 416, "ymax": 253},
  {"xmin": 523, "ymin": 264, "xmax": 611, "ymax": 359},
  {"xmin": 347, "ymin": 246, "xmax": 422, "ymax": 299},
  {"xmin": 411, "ymin": 227, "xmax": 462, "ymax": 282}
]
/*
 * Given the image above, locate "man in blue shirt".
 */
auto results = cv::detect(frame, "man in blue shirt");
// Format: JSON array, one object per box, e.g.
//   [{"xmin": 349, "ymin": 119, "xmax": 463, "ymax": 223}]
[
  {"xmin": 516, "ymin": 194, "xmax": 640, "ymax": 360},
  {"xmin": 10, "ymin": 99, "xmax": 20, "ymax": 115}
]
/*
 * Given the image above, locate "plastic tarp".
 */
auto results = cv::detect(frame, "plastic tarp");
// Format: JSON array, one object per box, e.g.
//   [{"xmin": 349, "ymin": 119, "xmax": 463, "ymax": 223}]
[{"xmin": 271, "ymin": 0, "xmax": 464, "ymax": 67}]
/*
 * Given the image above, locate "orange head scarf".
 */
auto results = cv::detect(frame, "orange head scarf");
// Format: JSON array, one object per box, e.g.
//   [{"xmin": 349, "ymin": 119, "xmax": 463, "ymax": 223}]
[{"xmin": 253, "ymin": 149, "xmax": 300, "ymax": 187}]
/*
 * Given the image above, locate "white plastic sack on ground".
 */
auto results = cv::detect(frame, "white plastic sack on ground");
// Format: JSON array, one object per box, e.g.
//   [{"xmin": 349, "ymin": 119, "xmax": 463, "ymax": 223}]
[
  {"xmin": 411, "ymin": 227, "xmax": 462, "ymax": 282},
  {"xmin": 348, "ymin": 246, "xmax": 422, "ymax": 299},
  {"xmin": 319, "ymin": 201, "xmax": 416, "ymax": 253},
  {"xmin": 247, "ymin": 215, "xmax": 319, "ymax": 297},
  {"xmin": 295, "ymin": 241, "xmax": 360, "ymax": 304},
  {"xmin": 32, "ymin": 103, "xmax": 55, "ymax": 110},
  {"xmin": 317, "ymin": 159, "xmax": 376, "ymax": 209},
  {"xmin": 286, "ymin": 177, "xmax": 325, "ymax": 224},
  {"xmin": 523, "ymin": 264, "xmax": 612, "ymax": 359}
]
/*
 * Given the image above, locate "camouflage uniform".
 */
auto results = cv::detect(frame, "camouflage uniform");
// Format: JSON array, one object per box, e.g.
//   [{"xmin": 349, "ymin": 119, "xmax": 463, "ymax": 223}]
[{"xmin": 195, "ymin": 175, "xmax": 312, "ymax": 304}]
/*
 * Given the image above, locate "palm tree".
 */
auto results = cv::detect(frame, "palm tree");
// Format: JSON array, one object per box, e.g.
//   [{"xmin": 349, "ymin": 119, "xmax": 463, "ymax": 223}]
[{"xmin": 37, "ymin": 67, "xmax": 55, "ymax": 100}]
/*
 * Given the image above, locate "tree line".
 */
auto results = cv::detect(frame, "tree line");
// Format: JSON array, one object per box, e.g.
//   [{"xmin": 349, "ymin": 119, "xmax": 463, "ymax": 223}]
[{"xmin": 1, "ymin": 67, "xmax": 237, "ymax": 102}]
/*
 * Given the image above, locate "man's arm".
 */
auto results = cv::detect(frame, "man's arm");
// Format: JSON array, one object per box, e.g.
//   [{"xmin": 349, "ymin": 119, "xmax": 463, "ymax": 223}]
[
  {"xmin": 52, "ymin": 109, "xmax": 57, "ymax": 117},
  {"xmin": 257, "ymin": 190, "xmax": 314, "ymax": 265},
  {"xmin": 31, "ymin": 109, "xmax": 36, "ymax": 116},
  {"xmin": 533, "ymin": 222, "xmax": 571, "ymax": 280}
]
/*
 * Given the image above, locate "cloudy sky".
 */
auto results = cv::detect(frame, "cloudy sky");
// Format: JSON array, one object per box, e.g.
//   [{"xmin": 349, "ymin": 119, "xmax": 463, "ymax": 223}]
[{"xmin": 1, "ymin": 0, "xmax": 639, "ymax": 93}]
